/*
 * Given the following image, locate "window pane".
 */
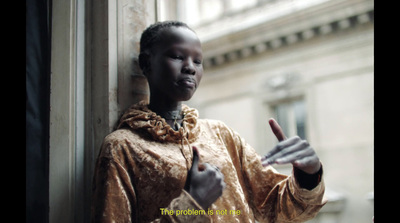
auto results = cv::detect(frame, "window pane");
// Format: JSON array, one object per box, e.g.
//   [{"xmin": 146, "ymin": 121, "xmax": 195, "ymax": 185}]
[
  {"xmin": 293, "ymin": 100, "xmax": 306, "ymax": 139},
  {"xmin": 273, "ymin": 99, "xmax": 307, "ymax": 140},
  {"xmin": 274, "ymin": 103, "xmax": 289, "ymax": 138}
]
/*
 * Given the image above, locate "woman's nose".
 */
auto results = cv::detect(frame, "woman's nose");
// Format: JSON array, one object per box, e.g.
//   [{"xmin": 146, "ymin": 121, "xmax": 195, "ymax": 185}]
[{"xmin": 182, "ymin": 59, "xmax": 196, "ymax": 75}]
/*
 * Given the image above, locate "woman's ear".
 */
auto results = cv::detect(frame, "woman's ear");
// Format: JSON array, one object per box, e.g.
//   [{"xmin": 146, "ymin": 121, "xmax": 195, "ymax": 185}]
[{"xmin": 138, "ymin": 52, "xmax": 150, "ymax": 76}]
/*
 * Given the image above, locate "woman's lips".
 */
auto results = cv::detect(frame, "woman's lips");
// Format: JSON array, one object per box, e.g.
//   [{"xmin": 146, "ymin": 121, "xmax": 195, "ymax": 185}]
[{"xmin": 177, "ymin": 78, "xmax": 196, "ymax": 88}]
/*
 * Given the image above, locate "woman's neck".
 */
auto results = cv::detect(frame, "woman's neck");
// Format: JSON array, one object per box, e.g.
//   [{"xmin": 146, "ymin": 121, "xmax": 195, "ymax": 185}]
[
  {"xmin": 149, "ymin": 102, "xmax": 182, "ymax": 114},
  {"xmin": 148, "ymin": 96, "xmax": 183, "ymax": 118},
  {"xmin": 148, "ymin": 94, "xmax": 185, "ymax": 130},
  {"xmin": 149, "ymin": 102, "xmax": 184, "ymax": 131}
]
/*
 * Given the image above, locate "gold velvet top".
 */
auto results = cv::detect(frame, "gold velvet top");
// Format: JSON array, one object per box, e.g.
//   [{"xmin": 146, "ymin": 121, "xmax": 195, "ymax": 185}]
[{"xmin": 91, "ymin": 101, "xmax": 327, "ymax": 223}]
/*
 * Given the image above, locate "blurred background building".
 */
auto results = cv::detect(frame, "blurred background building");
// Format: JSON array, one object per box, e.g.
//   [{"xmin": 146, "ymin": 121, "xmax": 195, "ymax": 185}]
[
  {"xmin": 159, "ymin": 0, "xmax": 374, "ymax": 222},
  {"xmin": 27, "ymin": 0, "xmax": 373, "ymax": 222}
]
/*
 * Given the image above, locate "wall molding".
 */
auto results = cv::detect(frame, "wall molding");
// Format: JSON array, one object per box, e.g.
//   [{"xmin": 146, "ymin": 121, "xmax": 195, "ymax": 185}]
[{"xmin": 201, "ymin": 1, "xmax": 374, "ymax": 69}]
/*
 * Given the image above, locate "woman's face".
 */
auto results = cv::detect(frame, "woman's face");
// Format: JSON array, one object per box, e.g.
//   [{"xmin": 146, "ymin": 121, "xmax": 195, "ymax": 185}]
[{"xmin": 146, "ymin": 26, "xmax": 204, "ymax": 103}]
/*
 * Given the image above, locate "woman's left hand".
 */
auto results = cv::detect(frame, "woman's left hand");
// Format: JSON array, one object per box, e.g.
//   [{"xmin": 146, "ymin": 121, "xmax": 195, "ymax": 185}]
[{"xmin": 261, "ymin": 118, "xmax": 321, "ymax": 174}]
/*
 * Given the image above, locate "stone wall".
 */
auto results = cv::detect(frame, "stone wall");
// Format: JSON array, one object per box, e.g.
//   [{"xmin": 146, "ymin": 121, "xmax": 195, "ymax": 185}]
[{"xmin": 177, "ymin": 0, "xmax": 374, "ymax": 222}]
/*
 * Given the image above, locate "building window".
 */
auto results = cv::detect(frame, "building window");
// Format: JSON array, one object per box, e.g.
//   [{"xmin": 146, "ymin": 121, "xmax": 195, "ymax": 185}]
[{"xmin": 273, "ymin": 99, "xmax": 307, "ymax": 139}]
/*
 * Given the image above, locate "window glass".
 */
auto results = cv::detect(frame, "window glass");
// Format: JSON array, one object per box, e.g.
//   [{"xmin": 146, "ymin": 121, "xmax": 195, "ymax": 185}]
[
  {"xmin": 294, "ymin": 100, "xmax": 306, "ymax": 139},
  {"xmin": 273, "ymin": 99, "xmax": 306, "ymax": 139}
]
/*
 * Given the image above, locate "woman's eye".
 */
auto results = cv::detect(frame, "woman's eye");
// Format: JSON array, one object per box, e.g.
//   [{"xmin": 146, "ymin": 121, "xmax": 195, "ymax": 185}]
[{"xmin": 171, "ymin": 55, "xmax": 183, "ymax": 60}]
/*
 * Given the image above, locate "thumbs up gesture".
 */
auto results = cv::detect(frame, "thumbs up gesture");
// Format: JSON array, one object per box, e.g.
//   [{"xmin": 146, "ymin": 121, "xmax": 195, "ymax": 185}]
[
  {"xmin": 185, "ymin": 146, "xmax": 226, "ymax": 210},
  {"xmin": 261, "ymin": 118, "xmax": 321, "ymax": 175}
]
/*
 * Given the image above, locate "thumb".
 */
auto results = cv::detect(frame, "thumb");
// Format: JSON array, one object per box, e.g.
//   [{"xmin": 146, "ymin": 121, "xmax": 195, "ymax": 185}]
[
  {"xmin": 185, "ymin": 146, "xmax": 201, "ymax": 191},
  {"xmin": 269, "ymin": 118, "xmax": 287, "ymax": 142},
  {"xmin": 190, "ymin": 146, "xmax": 202, "ymax": 173}
]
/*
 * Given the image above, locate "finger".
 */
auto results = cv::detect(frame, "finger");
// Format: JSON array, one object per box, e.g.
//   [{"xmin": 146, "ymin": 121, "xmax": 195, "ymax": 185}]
[
  {"xmin": 221, "ymin": 181, "xmax": 226, "ymax": 190},
  {"xmin": 201, "ymin": 163, "xmax": 215, "ymax": 175},
  {"xmin": 202, "ymin": 163, "xmax": 225, "ymax": 182},
  {"xmin": 274, "ymin": 146, "xmax": 315, "ymax": 165},
  {"xmin": 191, "ymin": 146, "xmax": 202, "ymax": 173},
  {"xmin": 261, "ymin": 136, "xmax": 301, "ymax": 163},
  {"xmin": 293, "ymin": 155, "xmax": 321, "ymax": 174},
  {"xmin": 209, "ymin": 179, "xmax": 225, "ymax": 198},
  {"xmin": 214, "ymin": 165, "xmax": 224, "ymax": 177},
  {"xmin": 261, "ymin": 118, "xmax": 287, "ymax": 165},
  {"xmin": 185, "ymin": 146, "xmax": 201, "ymax": 191},
  {"xmin": 213, "ymin": 165, "xmax": 223, "ymax": 174},
  {"xmin": 292, "ymin": 153, "xmax": 319, "ymax": 168},
  {"xmin": 263, "ymin": 138, "xmax": 305, "ymax": 164},
  {"xmin": 269, "ymin": 118, "xmax": 287, "ymax": 142},
  {"xmin": 218, "ymin": 179, "xmax": 226, "ymax": 194},
  {"xmin": 211, "ymin": 171, "xmax": 226, "ymax": 194}
]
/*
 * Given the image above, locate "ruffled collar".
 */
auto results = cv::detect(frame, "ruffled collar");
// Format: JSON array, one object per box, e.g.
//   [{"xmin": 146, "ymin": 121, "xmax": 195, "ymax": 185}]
[{"xmin": 117, "ymin": 101, "xmax": 200, "ymax": 143}]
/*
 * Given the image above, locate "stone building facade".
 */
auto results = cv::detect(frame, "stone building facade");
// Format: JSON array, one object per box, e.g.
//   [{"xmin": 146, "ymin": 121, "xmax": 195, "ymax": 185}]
[{"xmin": 159, "ymin": 0, "xmax": 374, "ymax": 222}]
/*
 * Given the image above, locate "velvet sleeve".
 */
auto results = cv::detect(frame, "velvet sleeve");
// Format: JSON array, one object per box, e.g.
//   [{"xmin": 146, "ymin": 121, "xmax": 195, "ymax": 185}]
[
  {"xmin": 91, "ymin": 156, "xmax": 138, "ymax": 222},
  {"xmin": 91, "ymin": 139, "xmax": 211, "ymax": 223},
  {"xmin": 231, "ymin": 129, "xmax": 328, "ymax": 222}
]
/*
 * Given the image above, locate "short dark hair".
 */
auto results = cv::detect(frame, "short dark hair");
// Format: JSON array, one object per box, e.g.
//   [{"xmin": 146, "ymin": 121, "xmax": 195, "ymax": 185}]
[
  {"xmin": 139, "ymin": 20, "xmax": 193, "ymax": 55},
  {"xmin": 138, "ymin": 21, "xmax": 194, "ymax": 73}
]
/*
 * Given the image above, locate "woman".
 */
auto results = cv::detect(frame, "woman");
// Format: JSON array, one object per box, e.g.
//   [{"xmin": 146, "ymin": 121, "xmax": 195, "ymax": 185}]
[{"xmin": 91, "ymin": 21, "xmax": 326, "ymax": 223}]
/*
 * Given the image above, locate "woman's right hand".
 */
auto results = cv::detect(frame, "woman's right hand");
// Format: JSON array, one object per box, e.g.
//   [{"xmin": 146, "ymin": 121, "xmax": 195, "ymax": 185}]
[{"xmin": 184, "ymin": 146, "xmax": 226, "ymax": 210}]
